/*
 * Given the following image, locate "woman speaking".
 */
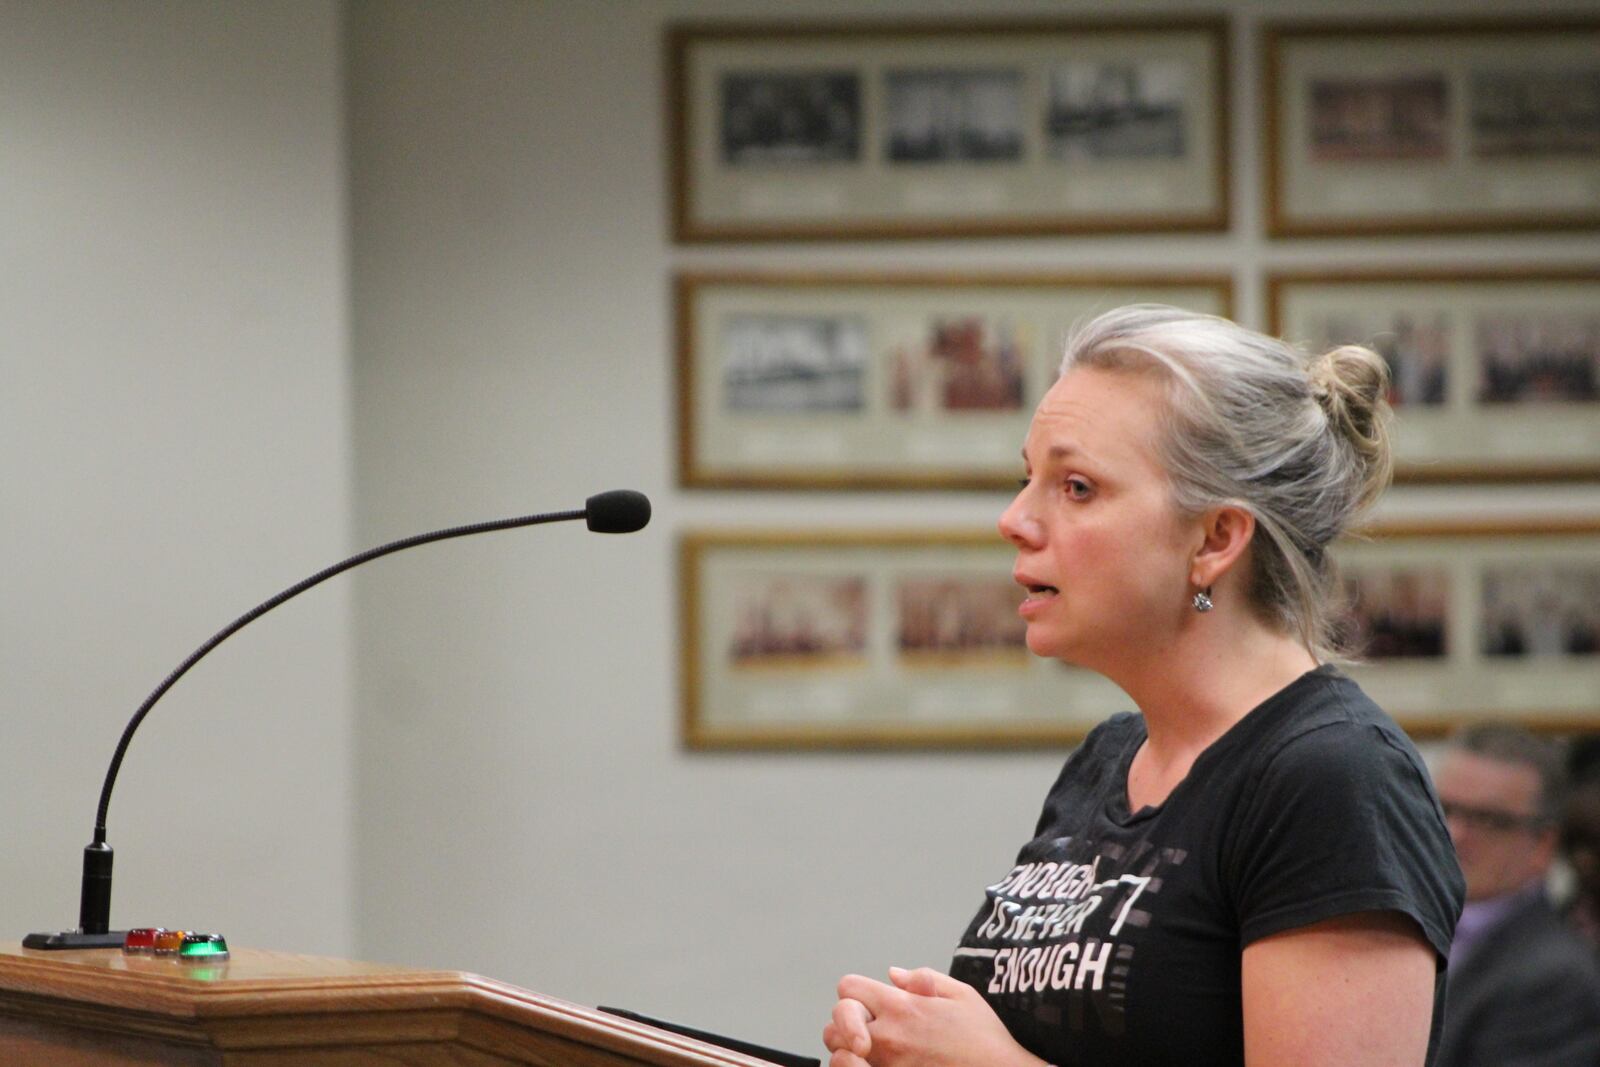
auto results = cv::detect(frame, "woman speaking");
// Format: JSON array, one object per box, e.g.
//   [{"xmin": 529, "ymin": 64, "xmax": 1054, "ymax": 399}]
[{"xmin": 824, "ymin": 306, "xmax": 1464, "ymax": 1066}]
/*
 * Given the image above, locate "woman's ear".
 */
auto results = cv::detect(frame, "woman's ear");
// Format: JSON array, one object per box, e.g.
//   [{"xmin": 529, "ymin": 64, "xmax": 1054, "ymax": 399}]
[{"xmin": 1190, "ymin": 504, "xmax": 1255, "ymax": 590}]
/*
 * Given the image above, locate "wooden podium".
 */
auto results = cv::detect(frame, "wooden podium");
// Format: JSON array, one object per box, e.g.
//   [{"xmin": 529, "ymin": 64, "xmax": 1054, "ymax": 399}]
[{"xmin": 0, "ymin": 942, "xmax": 781, "ymax": 1066}]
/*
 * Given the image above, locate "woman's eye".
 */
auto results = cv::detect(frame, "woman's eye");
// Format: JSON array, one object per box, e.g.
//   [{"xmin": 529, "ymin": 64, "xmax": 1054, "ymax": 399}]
[
  {"xmin": 1065, "ymin": 477, "xmax": 1093, "ymax": 499},
  {"xmin": 1017, "ymin": 477, "xmax": 1031, "ymax": 490}
]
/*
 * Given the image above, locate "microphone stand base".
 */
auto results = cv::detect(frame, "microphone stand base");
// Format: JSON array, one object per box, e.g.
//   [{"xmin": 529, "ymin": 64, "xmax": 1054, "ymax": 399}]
[{"xmin": 22, "ymin": 930, "xmax": 127, "ymax": 950}]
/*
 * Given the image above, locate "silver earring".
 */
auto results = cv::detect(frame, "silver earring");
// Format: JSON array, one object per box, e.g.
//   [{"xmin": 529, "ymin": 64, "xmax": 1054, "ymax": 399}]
[{"xmin": 1193, "ymin": 587, "xmax": 1214, "ymax": 614}]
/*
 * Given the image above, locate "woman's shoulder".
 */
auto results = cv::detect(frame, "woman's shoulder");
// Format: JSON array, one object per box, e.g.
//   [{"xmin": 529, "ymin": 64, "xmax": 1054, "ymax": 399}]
[
  {"xmin": 1246, "ymin": 666, "xmax": 1420, "ymax": 767},
  {"xmin": 1275, "ymin": 690, "xmax": 1452, "ymax": 851},
  {"xmin": 1215, "ymin": 667, "xmax": 1439, "ymax": 819}
]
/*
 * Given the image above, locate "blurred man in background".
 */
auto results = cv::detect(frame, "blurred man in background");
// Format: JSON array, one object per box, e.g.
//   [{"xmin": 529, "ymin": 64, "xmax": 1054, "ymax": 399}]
[{"xmin": 1432, "ymin": 724, "xmax": 1600, "ymax": 1067}]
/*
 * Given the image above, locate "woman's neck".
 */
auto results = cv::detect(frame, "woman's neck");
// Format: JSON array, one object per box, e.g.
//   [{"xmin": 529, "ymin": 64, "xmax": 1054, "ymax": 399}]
[
  {"xmin": 1117, "ymin": 620, "xmax": 1318, "ymax": 812},
  {"xmin": 1115, "ymin": 616, "xmax": 1319, "ymax": 761}
]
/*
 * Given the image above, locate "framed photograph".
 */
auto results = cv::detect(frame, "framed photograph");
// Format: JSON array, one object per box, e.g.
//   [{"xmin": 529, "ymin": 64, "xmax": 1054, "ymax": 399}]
[
  {"xmin": 667, "ymin": 20, "xmax": 1229, "ymax": 241},
  {"xmin": 1336, "ymin": 519, "xmax": 1600, "ymax": 736},
  {"xmin": 1264, "ymin": 19, "xmax": 1600, "ymax": 235},
  {"xmin": 1269, "ymin": 269, "xmax": 1600, "ymax": 481},
  {"xmin": 680, "ymin": 530, "xmax": 1124, "ymax": 749},
  {"xmin": 677, "ymin": 271, "xmax": 1232, "ymax": 489},
  {"xmin": 680, "ymin": 522, "xmax": 1600, "ymax": 750}
]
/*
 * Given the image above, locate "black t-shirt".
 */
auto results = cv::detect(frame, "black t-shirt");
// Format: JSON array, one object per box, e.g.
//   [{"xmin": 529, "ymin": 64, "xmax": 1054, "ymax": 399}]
[{"xmin": 948, "ymin": 666, "xmax": 1465, "ymax": 1066}]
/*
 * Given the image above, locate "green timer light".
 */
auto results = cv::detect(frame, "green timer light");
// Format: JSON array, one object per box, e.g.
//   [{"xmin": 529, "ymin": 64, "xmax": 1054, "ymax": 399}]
[{"xmin": 177, "ymin": 933, "xmax": 230, "ymax": 960}]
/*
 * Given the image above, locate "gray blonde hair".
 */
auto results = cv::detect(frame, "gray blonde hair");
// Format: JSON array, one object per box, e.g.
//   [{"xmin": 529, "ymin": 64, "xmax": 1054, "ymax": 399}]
[{"xmin": 1060, "ymin": 304, "xmax": 1393, "ymax": 661}]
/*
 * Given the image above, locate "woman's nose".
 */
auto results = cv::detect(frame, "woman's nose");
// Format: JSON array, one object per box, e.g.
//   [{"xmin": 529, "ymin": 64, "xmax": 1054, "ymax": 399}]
[{"xmin": 998, "ymin": 492, "xmax": 1041, "ymax": 548}]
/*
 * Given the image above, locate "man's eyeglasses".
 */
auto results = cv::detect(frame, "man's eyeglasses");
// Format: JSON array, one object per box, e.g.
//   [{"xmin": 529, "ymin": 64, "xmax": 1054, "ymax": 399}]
[{"xmin": 1441, "ymin": 800, "xmax": 1548, "ymax": 834}]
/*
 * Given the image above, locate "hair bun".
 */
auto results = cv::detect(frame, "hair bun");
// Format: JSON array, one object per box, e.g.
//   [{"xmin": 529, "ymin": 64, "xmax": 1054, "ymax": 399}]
[{"xmin": 1312, "ymin": 344, "xmax": 1394, "ymax": 510}]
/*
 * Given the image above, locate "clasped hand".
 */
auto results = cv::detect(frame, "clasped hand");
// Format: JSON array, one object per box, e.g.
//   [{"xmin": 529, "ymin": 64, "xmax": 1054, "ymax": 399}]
[{"xmin": 821, "ymin": 966, "xmax": 1042, "ymax": 1067}]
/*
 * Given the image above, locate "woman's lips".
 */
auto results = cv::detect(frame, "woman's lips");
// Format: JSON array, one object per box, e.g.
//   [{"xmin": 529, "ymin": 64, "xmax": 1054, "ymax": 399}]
[{"xmin": 1015, "ymin": 576, "xmax": 1059, "ymax": 616}]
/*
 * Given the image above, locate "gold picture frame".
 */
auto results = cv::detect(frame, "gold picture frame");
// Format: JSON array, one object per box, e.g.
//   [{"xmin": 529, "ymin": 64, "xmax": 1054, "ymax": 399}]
[
  {"xmin": 1336, "ymin": 518, "xmax": 1600, "ymax": 736},
  {"xmin": 1264, "ymin": 18, "xmax": 1600, "ymax": 236},
  {"xmin": 676, "ymin": 270, "xmax": 1233, "ymax": 490},
  {"xmin": 680, "ymin": 521, "xmax": 1600, "ymax": 750},
  {"xmin": 668, "ymin": 19, "xmax": 1230, "ymax": 242},
  {"xmin": 1269, "ymin": 268, "xmax": 1600, "ymax": 482}
]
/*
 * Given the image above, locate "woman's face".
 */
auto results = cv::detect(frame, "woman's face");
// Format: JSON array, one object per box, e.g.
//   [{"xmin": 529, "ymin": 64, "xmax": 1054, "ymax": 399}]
[{"xmin": 997, "ymin": 366, "xmax": 1198, "ymax": 671}]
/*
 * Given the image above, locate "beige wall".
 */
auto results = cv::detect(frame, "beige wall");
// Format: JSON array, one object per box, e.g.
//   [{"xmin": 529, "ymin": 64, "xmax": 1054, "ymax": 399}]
[{"xmin": 2, "ymin": 0, "xmax": 354, "ymax": 955}]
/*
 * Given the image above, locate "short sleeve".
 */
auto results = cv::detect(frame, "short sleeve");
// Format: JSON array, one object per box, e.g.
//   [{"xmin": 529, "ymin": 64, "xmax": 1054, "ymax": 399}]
[{"xmin": 1225, "ymin": 720, "xmax": 1463, "ymax": 961}]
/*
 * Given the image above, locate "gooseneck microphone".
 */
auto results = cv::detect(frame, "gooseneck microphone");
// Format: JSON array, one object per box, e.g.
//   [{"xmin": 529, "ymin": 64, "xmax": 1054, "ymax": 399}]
[{"xmin": 24, "ymin": 489, "xmax": 650, "ymax": 950}]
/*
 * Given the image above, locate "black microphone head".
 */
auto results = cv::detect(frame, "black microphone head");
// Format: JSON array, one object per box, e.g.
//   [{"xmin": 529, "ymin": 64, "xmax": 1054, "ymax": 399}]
[{"xmin": 585, "ymin": 490, "xmax": 651, "ymax": 534}]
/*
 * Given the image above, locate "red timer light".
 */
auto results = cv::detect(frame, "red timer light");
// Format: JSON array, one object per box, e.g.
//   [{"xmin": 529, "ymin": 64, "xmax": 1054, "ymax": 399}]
[{"xmin": 122, "ymin": 927, "xmax": 165, "ymax": 953}]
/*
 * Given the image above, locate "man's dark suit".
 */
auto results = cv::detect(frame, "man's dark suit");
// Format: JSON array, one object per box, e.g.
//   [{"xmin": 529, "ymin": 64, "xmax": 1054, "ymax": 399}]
[{"xmin": 1435, "ymin": 891, "xmax": 1600, "ymax": 1067}]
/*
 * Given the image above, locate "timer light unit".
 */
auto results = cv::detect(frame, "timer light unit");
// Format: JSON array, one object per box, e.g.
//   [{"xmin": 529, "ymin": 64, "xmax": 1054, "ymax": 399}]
[{"xmin": 122, "ymin": 927, "xmax": 228, "ymax": 962}]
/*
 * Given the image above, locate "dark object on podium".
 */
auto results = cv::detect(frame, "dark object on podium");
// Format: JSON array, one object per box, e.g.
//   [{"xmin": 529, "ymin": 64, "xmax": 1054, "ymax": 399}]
[{"xmin": 600, "ymin": 1006, "xmax": 820, "ymax": 1067}]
